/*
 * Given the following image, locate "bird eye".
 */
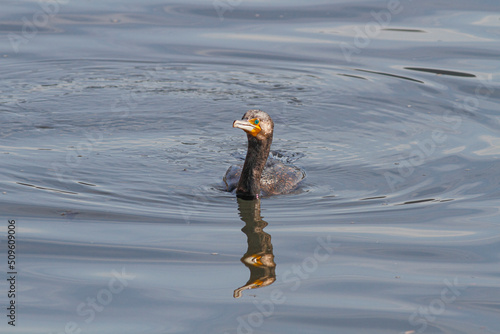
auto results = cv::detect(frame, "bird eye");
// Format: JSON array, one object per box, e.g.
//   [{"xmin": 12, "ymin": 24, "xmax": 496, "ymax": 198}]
[{"xmin": 254, "ymin": 119, "xmax": 260, "ymax": 125}]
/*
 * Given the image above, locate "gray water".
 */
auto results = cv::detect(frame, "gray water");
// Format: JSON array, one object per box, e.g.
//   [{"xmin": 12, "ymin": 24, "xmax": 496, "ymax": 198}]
[{"xmin": 1, "ymin": 0, "xmax": 500, "ymax": 333}]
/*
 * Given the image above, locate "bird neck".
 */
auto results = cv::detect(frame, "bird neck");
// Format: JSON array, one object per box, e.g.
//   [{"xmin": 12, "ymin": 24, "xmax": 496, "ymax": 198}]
[{"xmin": 236, "ymin": 135, "xmax": 272, "ymax": 200}]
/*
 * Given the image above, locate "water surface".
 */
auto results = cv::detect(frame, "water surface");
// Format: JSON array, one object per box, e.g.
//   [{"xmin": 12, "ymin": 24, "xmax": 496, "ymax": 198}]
[{"xmin": 1, "ymin": 1, "xmax": 500, "ymax": 333}]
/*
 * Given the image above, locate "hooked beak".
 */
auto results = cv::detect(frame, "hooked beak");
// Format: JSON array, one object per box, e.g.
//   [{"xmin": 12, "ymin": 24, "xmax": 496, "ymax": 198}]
[{"xmin": 233, "ymin": 119, "xmax": 261, "ymax": 137}]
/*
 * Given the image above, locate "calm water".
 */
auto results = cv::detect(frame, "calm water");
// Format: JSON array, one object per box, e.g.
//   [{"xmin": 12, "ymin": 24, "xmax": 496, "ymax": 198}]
[{"xmin": 1, "ymin": 0, "xmax": 500, "ymax": 333}]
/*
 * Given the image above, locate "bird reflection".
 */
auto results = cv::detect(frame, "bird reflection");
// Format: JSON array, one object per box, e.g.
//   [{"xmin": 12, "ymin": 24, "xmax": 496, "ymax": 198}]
[{"xmin": 233, "ymin": 198, "xmax": 276, "ymax": 298}]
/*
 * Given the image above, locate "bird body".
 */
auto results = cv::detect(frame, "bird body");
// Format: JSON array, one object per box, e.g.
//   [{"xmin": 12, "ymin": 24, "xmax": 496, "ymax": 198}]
[{"xmin": 224, "ymin": 110, "xmax": 305, "ymax": 199}]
